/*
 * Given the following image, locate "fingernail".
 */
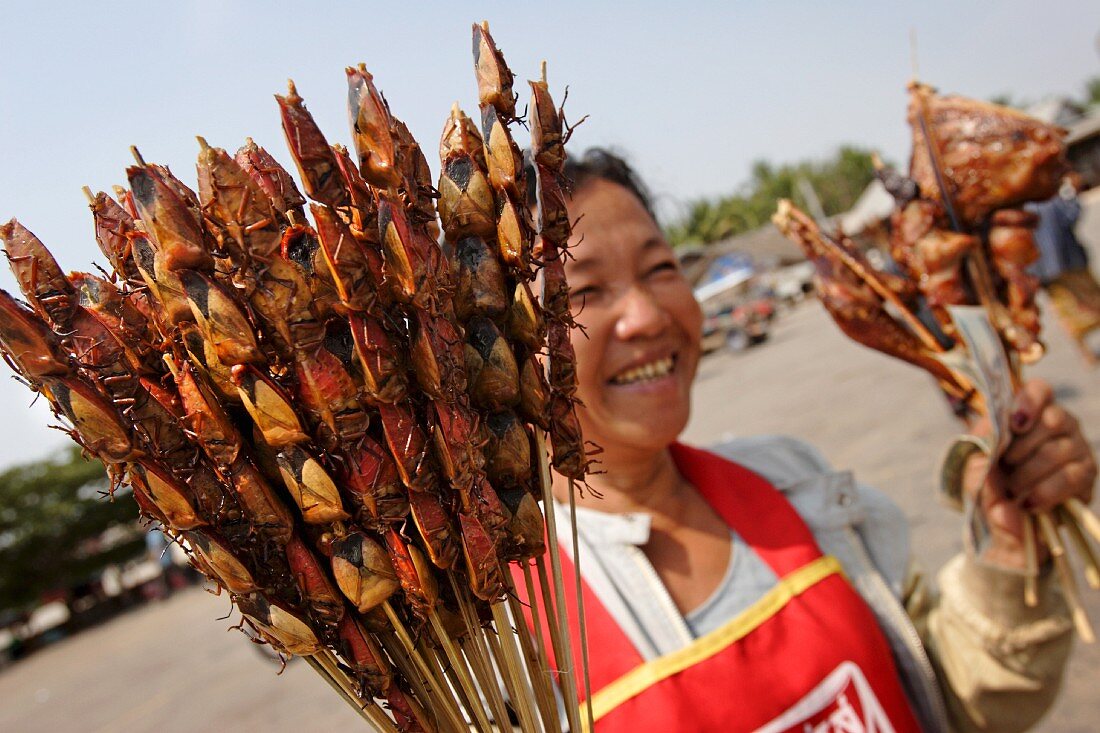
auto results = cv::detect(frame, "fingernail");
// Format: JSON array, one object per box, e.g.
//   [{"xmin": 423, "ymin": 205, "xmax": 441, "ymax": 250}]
[{"xmin": 1011, "ymin": 410, "xmax": 1030, "ymax": 431}]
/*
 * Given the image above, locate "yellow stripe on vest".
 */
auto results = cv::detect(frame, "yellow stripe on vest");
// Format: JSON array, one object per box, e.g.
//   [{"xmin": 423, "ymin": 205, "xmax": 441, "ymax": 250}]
[{"xmin": 581, "ymin": 554, "xmax": 844, "ymax": 727}]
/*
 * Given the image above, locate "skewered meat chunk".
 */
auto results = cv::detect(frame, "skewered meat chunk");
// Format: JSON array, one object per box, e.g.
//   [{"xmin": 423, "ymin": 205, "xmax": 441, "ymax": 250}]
[
  {"xmin": 774, "ymin": 201, "xmax": 969, "ymax": 400},
  {"xmin": 988, "ymin": 208, "xmax": 1043, "ymax": 355},
  {"xmin": 908, "ymin": 82, "xmax": 1068, "ymax": 225},
  {"xmin": 889, "ymin": 199, "xmax": 977, "ymax": 330}
]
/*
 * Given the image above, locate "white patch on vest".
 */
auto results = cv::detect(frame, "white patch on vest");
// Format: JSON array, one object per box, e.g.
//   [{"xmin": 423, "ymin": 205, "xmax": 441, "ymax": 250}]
[{"xmin": 754, "ymin": 662, "xmax": 896, "ymax": 733}]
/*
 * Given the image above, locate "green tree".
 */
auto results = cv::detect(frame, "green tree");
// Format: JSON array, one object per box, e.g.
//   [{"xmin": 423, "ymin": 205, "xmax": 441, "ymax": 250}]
[
  {"xmin": 988, "ymin": 93, "xmax": 1020, "ymax": 108},
  {"xmin": 666, "ymin": 145, "xmax": 877, "ymax": 247},
  {"xmin": 1085, "ymin": 76, "xmax": 1100, "ymax": 108},
  {"xmin": 0, "ymin": 447, "xmax": 143, "ymax": 614}
]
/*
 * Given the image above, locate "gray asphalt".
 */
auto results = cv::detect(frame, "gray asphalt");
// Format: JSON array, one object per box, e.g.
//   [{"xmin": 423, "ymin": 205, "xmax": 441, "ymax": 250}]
[{"xmin": 1, "ymin": 195, "xmax": 1098, "ymax": 732}]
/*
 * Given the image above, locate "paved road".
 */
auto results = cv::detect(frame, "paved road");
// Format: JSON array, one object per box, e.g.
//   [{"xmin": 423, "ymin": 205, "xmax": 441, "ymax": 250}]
[{"xmin": 1, "ymin": 197, "xmax": 1098, "ymax": 731}]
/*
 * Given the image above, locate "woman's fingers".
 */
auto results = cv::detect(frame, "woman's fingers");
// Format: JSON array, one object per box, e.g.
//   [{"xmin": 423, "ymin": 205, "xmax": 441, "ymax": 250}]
[
  {"xmin": 1004, "ymin": 437, "xmax": 1095, "ymax": 506},
  {"xmin": 1001, "ymin": 403, "xmax": 1076, "ymax": 468}
]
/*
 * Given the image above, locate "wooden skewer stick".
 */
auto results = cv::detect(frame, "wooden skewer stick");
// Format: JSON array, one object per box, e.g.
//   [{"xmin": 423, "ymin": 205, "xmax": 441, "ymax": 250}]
[
  {"xmin": 1023, "ymin": 514, "xmax": 1040, "ymax": 607},
  {"xmin": 400, "ymin": 688, "xmax": 438, "ymax": 733},
  {"xmin": 428, "ymin": 609, "xmax": 496, "ymax": 733},
  {"xmin": 534, "ymin": 558, "xmax": 568, "ymax": 667},
  {"xmin": 378, "ymin": 629, "xmax": 466, "ymax": 733},
  {"xmin": 568, "ymin": 478, "xmax": 596, "ymax": 733},
  {"xmin": 1065, "ymin": 498, "xmax": 1100, "ymax": 544},
  {"xmin": 418, "ymin": 634, "xmax": 482, "ymax": 732},
  {"xmin": 307, "ymin": 651, "xmax": 401, "ymax": 732},
  {"xmin": 316, "ymin": 649, "xmax": 401, "ymax": 732},
  {"xmin": 490, "ymin": 600, "xmax": 544, "ymax": 733},
  {"xmin": 503, "ymin": 572, "xmax": 558, "ymax": 730},
  {"xmin": 1036, "ymin": 512, "xmax": 1095, "ymax": 643},
  {"xmin": 376, "ymin": 631, "xmax": 466, "ymax": 733},
  {"xmin": 477, "ymin": 627, "xmax": 530, "ymax": 732},
  {"xmin": 535, "ymin": 430, "xmax": 585, "ymax": 733},
  {"xmin": 446, "ymin": 578, "xmax": 516, "ymax": 733},
  {"xmin": 459, "ymin": 633, "xmax": 515, "ymax": 733},
  {"xmin": 380, "ymin": 602, "xmax": 468, "ymax": 733},
  {"xmin": 304, "ymin": 656, "xmax": 375, "ymax": 727},
  {"xmin": 507, "ymin": 569, "xmax": 563, "ymax": 733},
  {"xmin": 82, "ymin": 186, "xmax": 96, "ymax": 205},
  {"xmin": 1060, "ymin": 507, "xmax": 1100, "ymax": 590}
]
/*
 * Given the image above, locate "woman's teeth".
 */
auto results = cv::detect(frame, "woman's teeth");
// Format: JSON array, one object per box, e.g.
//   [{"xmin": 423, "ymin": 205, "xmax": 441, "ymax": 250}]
[{"xmin": 611, "ymin": 357, "xmax": 674, "ymax": 385}]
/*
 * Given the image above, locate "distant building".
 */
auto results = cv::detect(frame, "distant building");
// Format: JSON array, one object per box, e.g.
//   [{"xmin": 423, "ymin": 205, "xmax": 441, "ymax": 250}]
[
  {"xmin": 1024, "ymin": 97, "xmax": 1086, "ymax": 128},
  {"xmin": 1024, "ymin": 96, "xmax": 1100, "ymax": 189},
  {"xmin": 1066, "ymin": 110, "xmax": 1100, "ymax": 189}
]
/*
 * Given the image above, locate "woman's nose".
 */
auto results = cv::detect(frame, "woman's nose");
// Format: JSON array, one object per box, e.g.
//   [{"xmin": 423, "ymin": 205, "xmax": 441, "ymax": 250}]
[{"xmin": 614, "ymin": 285, "xmax": 670, "ymax": 341}]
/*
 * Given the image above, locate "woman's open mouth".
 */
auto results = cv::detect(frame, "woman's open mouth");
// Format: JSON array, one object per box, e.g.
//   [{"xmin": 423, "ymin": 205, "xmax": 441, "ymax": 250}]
[{"xmin": 609, "ymin": 354, "xmax": 676, "ymax": 385}]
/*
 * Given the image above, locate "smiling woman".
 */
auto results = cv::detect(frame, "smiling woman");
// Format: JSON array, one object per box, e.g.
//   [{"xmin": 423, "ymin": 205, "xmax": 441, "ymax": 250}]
[
  {"xmin": 521, "ymin": 148, "xmax": 1096, "ymax": 733},
  {"xmin": 562, "ymin": 177, "xmax": 703, "ymax": 456}
]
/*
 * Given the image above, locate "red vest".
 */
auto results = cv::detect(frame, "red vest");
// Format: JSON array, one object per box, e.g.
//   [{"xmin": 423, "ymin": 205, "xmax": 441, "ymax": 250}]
[{"xmin": 513, "ymin": 443, "xmax": 921, "ymax": 732}]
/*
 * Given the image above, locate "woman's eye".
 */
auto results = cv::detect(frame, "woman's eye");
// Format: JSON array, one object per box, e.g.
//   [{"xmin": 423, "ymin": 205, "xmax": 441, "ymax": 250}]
[
  {"xmin": 646, "ymin": 261, "xmax": 678, "ymax": 278},
  {"xmin": 569, "ymin": 285, "xmax": 600, "ymax": 305}
]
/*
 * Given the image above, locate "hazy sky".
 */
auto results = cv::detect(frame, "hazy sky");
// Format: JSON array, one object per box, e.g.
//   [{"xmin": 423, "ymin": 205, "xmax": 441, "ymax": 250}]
[{"xmin": 0, "ymin": 2, "xmax": 1098, "ymax": 467}]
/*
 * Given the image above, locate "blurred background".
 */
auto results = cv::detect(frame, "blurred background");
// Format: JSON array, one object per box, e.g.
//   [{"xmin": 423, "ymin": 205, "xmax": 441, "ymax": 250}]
[{"xmin": 1, "ymin": 2, "xmax": 1098, "ymax": 731}]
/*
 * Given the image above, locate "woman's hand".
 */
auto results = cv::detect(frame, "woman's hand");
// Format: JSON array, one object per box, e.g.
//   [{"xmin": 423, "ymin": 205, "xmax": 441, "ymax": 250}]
[{"xmin": 962, "ymin": 379, "xmax": 1097, "ymax": 570}]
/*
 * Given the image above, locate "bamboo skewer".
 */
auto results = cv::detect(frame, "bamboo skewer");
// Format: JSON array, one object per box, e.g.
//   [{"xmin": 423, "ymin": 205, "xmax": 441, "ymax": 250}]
[
  {"xmin": 459, "ymin": 632, "xmax": 514, "ymax": 732},
  {"xmin": 827, "ymin": 235, "xmax": 945, "ymax": 355},
  {"xmin": 1065, "ymin": 498, "xmax": 1100, "ymax": 544},
  {"xmin": 377, "ymin": 631, "xmax": 466, "ymax": 733},
  {"xmin": 1060, "ymin": 507, "xmax": 1100, "ymax": 590},
  {"xmin": 490, "ymin": 600, "xmax": 544, "ymax": 733},
  {"xmin": 428, "ymin": 609, "xmax": 496, "ymax": 733},
  {"xmin": 567, "ymin": 478, "xmax": 596, "ymax": 733},
  {"xmin": 307, "ymin": 652, "xmax": 402, "ymax": 733},
  {"xmin": 507, "ymin": 571, "xmax": 563, "ymax": 733},
  {"xmin": 427, "ymin": 641, "xmax": 486, "ymax": 733},
  {"xmin": 446, "ymin": 577, "xmax": 516, "ymax": 733},
  {"xmin": 1036, "ymin": 513, "xmax": 1095, "ymax": 643},
  {"xmin": 319, "ymin": 649, "xmax": 406, "ymax": 733},
  {"xmin": 305, "ymin": 656, "xmax": 376, "ymax": 726},
  {"xmin": 418, "ymin": 634, "xmax": 482, "ymax": 732},
  {"xmin": 401, "ymin": 689, "xmax": 437, "ymax": 733},
  {"xmin": 381, "ymin": 602, "xmax": 469, "ymax": 733},
  {"xmin": 534, "ymin": 558, "xmax": 568, "ymax": 674},
  {"xmin": 478, "ymin": 623, "xmax": 532, "ymax": 733},
  {"xmin": 1022, "ymin": 515, "xmax": 1040, "ymax": 607},
  {"xmin": 534, "ymin": 430, "xmax": 585, "ymax": 733}
]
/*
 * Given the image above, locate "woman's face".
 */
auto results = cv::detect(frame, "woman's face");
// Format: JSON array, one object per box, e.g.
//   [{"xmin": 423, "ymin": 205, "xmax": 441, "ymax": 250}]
[{"xmin": 562, "ymin": 178, "xmax": 704, "ymax": 456}]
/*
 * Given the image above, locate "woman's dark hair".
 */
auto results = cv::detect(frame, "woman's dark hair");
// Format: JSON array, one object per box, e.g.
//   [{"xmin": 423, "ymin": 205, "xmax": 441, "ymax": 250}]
[{"xmin": 524, "ymin": 147, "xmax": 656, "ymax": 221}]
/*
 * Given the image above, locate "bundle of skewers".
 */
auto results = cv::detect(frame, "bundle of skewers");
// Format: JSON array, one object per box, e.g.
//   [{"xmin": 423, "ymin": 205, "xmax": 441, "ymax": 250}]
[
  {"xmin": 773, "ymin": 82, "xmax": 1100, "ymax": 642},
  {"xmin": 0, "ymin": 22, "xmax": 594, "ymax": 732}
]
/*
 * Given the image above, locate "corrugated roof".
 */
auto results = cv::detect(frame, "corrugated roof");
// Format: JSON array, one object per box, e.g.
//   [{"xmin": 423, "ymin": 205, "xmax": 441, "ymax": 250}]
[{"xmin": 1066, "ymin": 109, "xmax": 1100, "ymax": 145}]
